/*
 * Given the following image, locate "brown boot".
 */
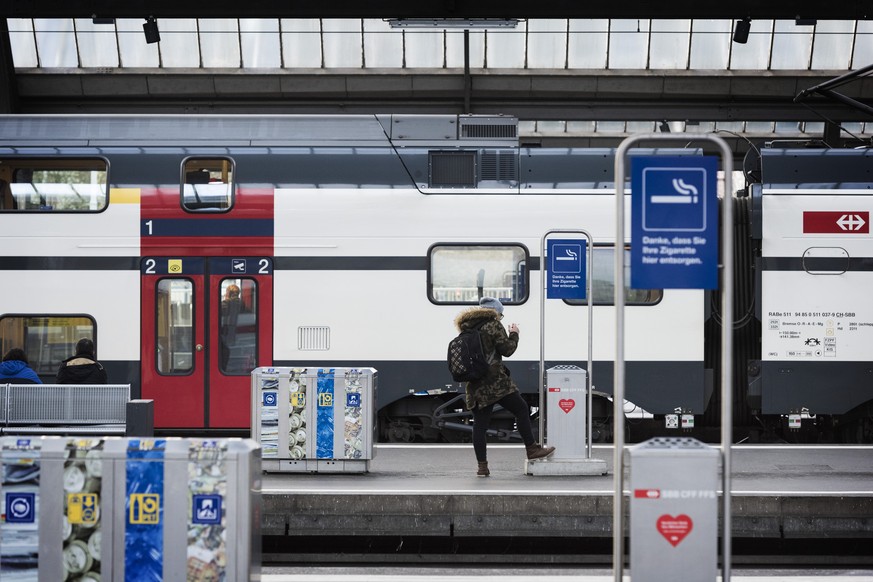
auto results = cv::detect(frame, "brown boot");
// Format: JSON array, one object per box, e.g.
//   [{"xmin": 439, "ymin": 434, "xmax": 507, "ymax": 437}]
[
  {"xmin": 525, "ymin": 443, "xmax": 556, "ymax": 460},
  {"xmin": 477, "ymin": 461, "xmax": 490, "ymax": 477}
]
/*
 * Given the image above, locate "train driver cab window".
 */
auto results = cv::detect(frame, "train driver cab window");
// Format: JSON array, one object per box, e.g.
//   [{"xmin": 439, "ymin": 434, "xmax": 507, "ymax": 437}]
[
  {"xmin": 182, "ymin": 158, "xmax": 234, "ymax": 212},
  {"xmin": 0, "ymin": 158, "xmax": 107, "ymax": 211},
  {"xmin": 156, "ymin": 279, "xmax": 194, "ymax": 375},
  {"xmin": 565, "ymin": 247, "xmax": 663, "ymax": 306},
  {"xmin": 429, "ymin": 244, "xmax": 528, "ymax": 304},
  {"xmin": 219, "ymin": 278, "xmax": 258, "ymax": 376},
  {"xmin": 0, "ymin": 315, "xmax": 96, "ymax": 376}
]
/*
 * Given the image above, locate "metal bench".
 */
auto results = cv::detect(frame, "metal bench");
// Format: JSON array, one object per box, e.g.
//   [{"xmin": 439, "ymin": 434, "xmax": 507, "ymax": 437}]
[{"xmin": 0, "ymin": 383, "xmax": 132, "ymax": 435}]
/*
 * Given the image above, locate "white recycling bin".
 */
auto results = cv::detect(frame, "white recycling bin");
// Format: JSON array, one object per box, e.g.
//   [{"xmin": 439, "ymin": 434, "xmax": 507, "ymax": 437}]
[
  {"xmin": 628, "ymin": 437, "xmax": 720, "ymax": 582},
  {"xmin": 251, "ymin": 367, "xmax": 376, "ymax": 473}
]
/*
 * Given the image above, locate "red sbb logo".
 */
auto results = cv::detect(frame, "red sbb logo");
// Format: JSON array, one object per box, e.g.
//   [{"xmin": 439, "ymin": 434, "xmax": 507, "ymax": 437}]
[
  {"xmin": 803, "ymin": 211, "xmax": 869, "ymax": 233},
  {"xmin": 634, "ymin": 488, "xmax": 661, "ymax": 499}
]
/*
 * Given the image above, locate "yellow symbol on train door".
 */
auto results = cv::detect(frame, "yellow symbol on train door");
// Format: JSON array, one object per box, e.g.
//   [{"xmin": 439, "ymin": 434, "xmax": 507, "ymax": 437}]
[
  {"xmin": 67, "ymin": 493, "xmax": 100, "ymax": 526},
  {"xmin": 168, "ymin": 259, "xmax": 183, "ymax": 274},
  {"xmin": 129, "ymin": 493, "xmax": 161, "ymax": 524}
]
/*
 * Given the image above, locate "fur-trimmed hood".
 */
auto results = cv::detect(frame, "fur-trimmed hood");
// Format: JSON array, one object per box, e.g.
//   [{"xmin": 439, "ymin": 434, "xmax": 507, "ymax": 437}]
[{"xmin": 454, "ymin": 306, "xmax": 500, "ymax": 332}]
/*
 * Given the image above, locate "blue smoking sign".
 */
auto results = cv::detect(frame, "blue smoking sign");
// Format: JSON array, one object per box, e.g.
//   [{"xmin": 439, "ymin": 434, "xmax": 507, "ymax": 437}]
[
  {"xmin": 547, "ymin": 239, "xmax": 586, "ymax": 299},
  {"xmin": 631, "ymin": 156, "xmax": 718, "ymax": 290}
]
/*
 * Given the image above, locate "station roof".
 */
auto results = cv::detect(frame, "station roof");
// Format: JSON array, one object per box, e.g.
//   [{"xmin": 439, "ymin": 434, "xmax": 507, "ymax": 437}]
[{"xmin": 2, "ymin": 12, "xmax": 873, "ymax": 152}]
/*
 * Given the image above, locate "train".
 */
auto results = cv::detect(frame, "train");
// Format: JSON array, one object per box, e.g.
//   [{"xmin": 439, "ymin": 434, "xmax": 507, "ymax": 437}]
[{"xmin": 0, "ymin": 114, "xmax": 870, "ymax": 443}]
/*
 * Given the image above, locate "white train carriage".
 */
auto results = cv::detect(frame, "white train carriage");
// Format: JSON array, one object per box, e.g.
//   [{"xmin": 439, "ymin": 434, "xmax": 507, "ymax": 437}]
[{"xmin": 0, "ymin": 114, "xmax": 707, "ymax": 439}]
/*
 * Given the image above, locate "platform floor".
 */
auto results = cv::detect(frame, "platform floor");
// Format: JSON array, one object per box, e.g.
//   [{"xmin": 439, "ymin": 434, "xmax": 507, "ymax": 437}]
[{"xmin": 261, "ymin": 444, "xmax": 873, "ymax": 540}]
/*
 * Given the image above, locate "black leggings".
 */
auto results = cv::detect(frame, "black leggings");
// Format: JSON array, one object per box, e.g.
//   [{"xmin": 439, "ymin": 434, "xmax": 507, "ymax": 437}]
[{"xmin": 471, "ymin": 391, "xmax": 535, "ymax": 462}]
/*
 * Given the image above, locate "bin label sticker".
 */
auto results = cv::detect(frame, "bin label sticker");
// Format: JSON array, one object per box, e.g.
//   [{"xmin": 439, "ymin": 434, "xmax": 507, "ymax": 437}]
[
  {"xmin": 67, "ymin": 493, "xmax": 100, "ymax": 525},
  {"xmin": 192, "ymin": 494, "xmax": 222, "ymax": 525},
  {"xmin": 558, "ymin": 399, "xmax": 576, "ymax": 414},
  {"xmin": 346, "ymin": 392, "xmax": 361, "ymax": 407},
  {"xmin": 125, "ymin": 440, "xmax": 166, "ymax": 581},
  {"xmin": 656, "ymin": 514, "xmax": 693, "ymax": 547},
  {"xmin": 5, "ymin": 492, "xmax": 35, "ymax": 523},
  {"xmin": 1, "ymin": 447, "xmax": 40, "ymax": 580},
  {"xmin": 129, "ymin": 493, "xmax": 161, "ymax": 524},
  {"xmin": 188, "ymin": 441, "xmax": 228, "ymax": 579},
  {"xmin": 263, "ymin": 391, "xmax": 278, "ymax": 406},
  {"xmin": 316, "ymin": 369, "xmax": 336, "ymax": 458}
]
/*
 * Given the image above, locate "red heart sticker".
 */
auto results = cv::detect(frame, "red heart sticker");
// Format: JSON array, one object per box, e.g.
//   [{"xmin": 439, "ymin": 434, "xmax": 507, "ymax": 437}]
[
  {"xmin": 656, "ymin": 514, "xmax": 693, "ymax": 547},
  {"xmin": 558, "ymin": 399, "xmax": 575, "ymax": 414}
]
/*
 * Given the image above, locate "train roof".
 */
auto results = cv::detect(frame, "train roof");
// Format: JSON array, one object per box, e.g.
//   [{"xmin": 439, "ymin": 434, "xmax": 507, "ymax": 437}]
[{"xmin": 0, "ymin": 114, "xmax": 520, "ymax": 148}]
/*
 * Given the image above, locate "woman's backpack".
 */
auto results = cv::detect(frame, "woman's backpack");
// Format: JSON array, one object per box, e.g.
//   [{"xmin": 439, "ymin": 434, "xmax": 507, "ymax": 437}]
[{"xmin": 447, "ymin": 321, "xmax": 492, "ymax": 382}]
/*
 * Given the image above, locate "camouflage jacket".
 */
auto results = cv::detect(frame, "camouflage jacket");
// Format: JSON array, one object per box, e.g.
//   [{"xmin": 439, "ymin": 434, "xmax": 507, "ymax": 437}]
[{"xmin": 453, "ymin": 306, "xmax": 520, "ymax": 410}]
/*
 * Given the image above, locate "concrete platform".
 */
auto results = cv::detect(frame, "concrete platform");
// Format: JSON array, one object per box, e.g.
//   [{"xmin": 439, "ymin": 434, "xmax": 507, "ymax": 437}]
[{"xmin": 261, "ymin": 444, "xmax": 873, "ymax": 540}]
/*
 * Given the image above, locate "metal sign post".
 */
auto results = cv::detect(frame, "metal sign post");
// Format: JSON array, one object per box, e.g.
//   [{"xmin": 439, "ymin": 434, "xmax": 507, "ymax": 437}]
[
  {"xmin": 538, "ymin": 229, "xmax": 594, "ymax": 458},
  {"xmin": 613, "ymin": 135, "xmax": 733, "ymax": 582}
]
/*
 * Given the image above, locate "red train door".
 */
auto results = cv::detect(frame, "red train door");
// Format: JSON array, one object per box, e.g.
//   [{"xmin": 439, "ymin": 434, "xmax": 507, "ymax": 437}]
[{"xmin": 141, "ymin": 257, "xmax": 273, "ymax": 429}]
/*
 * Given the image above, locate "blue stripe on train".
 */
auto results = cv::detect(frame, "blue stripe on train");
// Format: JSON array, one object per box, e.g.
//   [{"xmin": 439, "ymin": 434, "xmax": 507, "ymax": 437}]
[{"xmin": 141, "ymin": 218, "xmax": 274, "ymax": 237}]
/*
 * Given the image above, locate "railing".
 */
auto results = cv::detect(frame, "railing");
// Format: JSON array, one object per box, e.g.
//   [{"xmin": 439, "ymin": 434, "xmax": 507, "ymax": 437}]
[{"xmin": 0, "ymin": 383, "xmax": 131, "ymax": 435}]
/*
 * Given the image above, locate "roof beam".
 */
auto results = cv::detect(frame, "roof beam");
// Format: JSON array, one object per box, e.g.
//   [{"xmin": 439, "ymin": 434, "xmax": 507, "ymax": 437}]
[{"xmin": 1, "ymin": 2, "xmax": 868, "ymax": 20}]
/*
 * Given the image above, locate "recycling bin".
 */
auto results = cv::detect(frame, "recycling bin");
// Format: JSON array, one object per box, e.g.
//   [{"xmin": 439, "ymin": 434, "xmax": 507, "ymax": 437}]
[
  {"xmin": 627, "ymin": 437, "xmax": 720, "ymax": 582},
  {"xmin": 251, "ymin": 367, "xmax": 377, "ymax": 473},
  {"xmin": 1, "ymin": 436, "xmax": 261, "ymax": 582}
]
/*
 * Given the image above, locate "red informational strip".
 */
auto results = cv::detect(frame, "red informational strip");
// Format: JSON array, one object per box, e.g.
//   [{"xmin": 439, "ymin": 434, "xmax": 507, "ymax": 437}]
[{"xmin": 803, "ymin": 211, "xmax": 869, "ymax": 233}]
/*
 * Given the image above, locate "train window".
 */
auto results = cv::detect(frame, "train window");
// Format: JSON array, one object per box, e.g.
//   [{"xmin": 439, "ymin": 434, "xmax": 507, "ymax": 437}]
[
  {"xmin": 429, "ymin": 244, "xmax": 529, "ymax": 304},
  {"xmin": 219, "ymin": 278, "xmax": 258, "ymax": 376},
  {"xmin": 181, "ymin": 158, "xmax": 234, "ymax": 212},
  {"xmin": 0, "ymin": 316, "xmax": 96, "ymax": 376},
  {"xmin": 565, "ymin": 248, "xmax": 663, "ymax": 306},
  {"xmin": 155, "ymin": 279, "xmax": 194, "ymax": 375},
  {"xmin": 0, "ymin": 158, "xmax": 107, "ymax": 212}
]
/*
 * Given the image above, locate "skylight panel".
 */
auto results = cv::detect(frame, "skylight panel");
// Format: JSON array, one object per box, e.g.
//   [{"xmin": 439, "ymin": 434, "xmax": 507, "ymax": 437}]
[
  {"xmin": 649, "ymin": 20, "xmax": 691, "ymax": 69},
  {"xmin": 851, "ymin": 21, "xmax": 873, "ymax": 69},
  {"xmin": 281, "ymin": 19, "xmax": 321, "ymax": 68},
  {"xmin": 240, "ymin": 19, "xmax": 281, "ymax": 68},
  {"xmin": 8, "ymin": 19, "xmax": 38, "ymax": 67},
  {"xmin": 527, "ymin": 19, "xmax": 567, "ymax": 69},
  {"xmin": 608, "ymin": 19, "xmax": 649, "ymax": 69},
  {"xmin": 199, "ymin": 19, "xmax": 241, "ymax": 68},
  {"xmin": 117, "ymin": 18, "xmax": 159, "ymax": 67},
  {"xmin": 34, "ymin": 18, "xmax": 76, "ymax": 67},
  {"xmin": 770, "ymin": 20, "xmax": 813, "ymax": 69},
  {"xmin": 809, "ymin": 21, "xmax": 853, "ymax": 69},
  {"xmin": 446, "ymin": 30, "xmax": 485, "ymax": 68},
  {"xmin": 364, "ymin": 18, "xmax": 403, "ymax": 68},
  {"xmin": 487, "ymin": 25, "xmax": 526, "ymax": 68},
  {"xmin": 568, "ymin": 20, "xmax": 608, "ymax": 68},
  {"xmin": 158, "ymin": 19, "xmax": 199, "ymax": 68},
  {"xmin": 76, "ymin": 18, "xmax": 118, "ymax": 68},
  {"xmin": 729, "ymin": 19, "xmax": 774, "ymax": 70},
  {"xmin": 322, "ymin": 19, "xmax": 362, "ymax": 68},
  {"xmin": 689, "ymin": 20, "xmax": 731, "ymax": 69}
]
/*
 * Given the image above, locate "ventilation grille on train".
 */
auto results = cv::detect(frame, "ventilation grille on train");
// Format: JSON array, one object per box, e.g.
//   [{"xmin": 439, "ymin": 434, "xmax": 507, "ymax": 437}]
[
  {"xmin": 429, "ymin": 150, "xmax": 517, "ymax": 187},
  {"xmin": 480, "ymin": 150, "xmax": 517, "ymax": 182},
  {"xmin": 429, "ymin": 151, "xmax": 477, "ymax": 188},
  {"xmin": 298, "ymin": 326, "xmax": 330, "ymax": 351},
  {"xmin": 459, "ymin": 117, "xmax": 518, "ymax": 140}
]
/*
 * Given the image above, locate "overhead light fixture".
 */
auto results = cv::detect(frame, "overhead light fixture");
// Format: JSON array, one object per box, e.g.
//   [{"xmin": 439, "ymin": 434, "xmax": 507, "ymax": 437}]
[
  {"xmin": 143, "ymin": 16, "xmax": 160, "ymax": 44},
  {"xmin": 386, "ymin": 18, "xmax": 519, "ymax": 29},
  {"xmin": 91, "ymin": 18, "xmax": 115, "ymax": 25},
  {"xmin": 732, "ymin": 18, "xmax": 751, "ymax": 44},
  {"xmin": 795, "ymin": 18, "xmax": 817, "ymax": 26}
]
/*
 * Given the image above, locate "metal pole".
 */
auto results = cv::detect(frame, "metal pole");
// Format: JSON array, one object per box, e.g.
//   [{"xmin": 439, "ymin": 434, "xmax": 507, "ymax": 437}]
[{"xmin": 613, "ymin": 134, "xmax": 733, "ymax": 582}]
